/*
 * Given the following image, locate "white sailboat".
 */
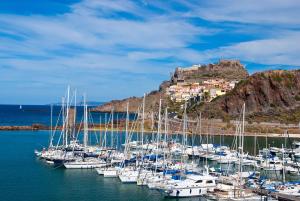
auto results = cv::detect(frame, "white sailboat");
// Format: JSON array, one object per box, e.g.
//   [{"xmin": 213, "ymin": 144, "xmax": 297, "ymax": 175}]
[{"xmin": 64, "ymin": 94, "xmax": 106, "ymax": 169}]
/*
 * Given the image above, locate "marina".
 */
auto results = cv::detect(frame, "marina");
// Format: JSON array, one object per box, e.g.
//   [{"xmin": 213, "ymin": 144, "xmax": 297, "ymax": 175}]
[
  {"xmin": 30, "ymin": 90, "xmax": 300, "ymax": 200},
  {"xmin": 1, "ymin": 1, "xmax": 299, "ymax": 201}
]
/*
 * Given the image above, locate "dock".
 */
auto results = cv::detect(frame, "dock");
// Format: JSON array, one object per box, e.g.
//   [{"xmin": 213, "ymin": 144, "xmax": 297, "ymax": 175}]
[{"xmin": 254, "ymin": 189, "xmax": 300, "ymax": 201}]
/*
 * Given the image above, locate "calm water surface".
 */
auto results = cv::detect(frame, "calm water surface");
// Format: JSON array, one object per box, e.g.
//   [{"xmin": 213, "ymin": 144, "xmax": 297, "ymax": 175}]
[
  {"xmin": 0, "ymin": 131, "xmax": 211, "ymax": 201},
  {"xmin": 0, "ymin": 105, "xmax": 298, "ymax": 201}
]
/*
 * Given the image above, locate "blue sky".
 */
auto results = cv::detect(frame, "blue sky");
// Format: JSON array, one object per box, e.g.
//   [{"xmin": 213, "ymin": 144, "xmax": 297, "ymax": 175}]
[{"xmin": 0, "ymin": 0, "xmax": 300, "ymax": 104}]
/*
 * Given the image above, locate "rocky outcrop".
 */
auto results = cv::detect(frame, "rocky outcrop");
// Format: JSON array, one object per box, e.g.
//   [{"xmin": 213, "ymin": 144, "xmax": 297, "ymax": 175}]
[
  {"xmin": 171, "ymin": 60, "xmax": 248, "ymax": 84},
  {"xmin": 198, "ymin": 70, "xmax": 300, "ymax": 122},
  {"xmin": 93, "ymin": 60, "xmax": 247, "ymax": 114}
]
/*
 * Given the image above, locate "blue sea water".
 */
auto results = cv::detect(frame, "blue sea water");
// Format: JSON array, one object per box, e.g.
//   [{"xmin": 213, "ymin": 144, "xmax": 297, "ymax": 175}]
[
  {"xmin": 0, "ymin": 105, "xmax": 203, "ymax": 201},
  {"xmin": 0, "ymin": 104, "xmax": 135, "ymax": 126},
  {"xmin": 0, "ymin": 131, "xmax": 172, "ymax": 201},
  {"xmin": 0, "ymin": 105, "xmax": 299, "ymax": 201}
]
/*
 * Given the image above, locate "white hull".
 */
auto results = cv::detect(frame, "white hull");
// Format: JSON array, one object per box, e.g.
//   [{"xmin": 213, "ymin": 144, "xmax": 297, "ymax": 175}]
[
  {"xmin": 118, "ymin": 171, "xmax": 138, "ymax": 183},
  {"xmin": 104, "ymin": 169, "xmax": 118, "ymax": 177},
  {"xmin": 64, "ymin": 162, "xmax": 106, "ymax": 169},
  {"xmin": 95, "ymin": 168, "xmax": 104, "ymax": 175},
  {"xmin": 165, "ymin": 187, "xmax": 208, "ymax": 197}
]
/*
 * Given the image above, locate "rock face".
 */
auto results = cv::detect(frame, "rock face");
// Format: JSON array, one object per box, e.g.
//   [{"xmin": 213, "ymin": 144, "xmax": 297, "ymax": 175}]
[
  {"xmin": 171, "ymin": 60, "xmax": 248, "ymax": 84},
  {"xmin": 202, "ymin": 70, "xmax": 300, "ymax": 122}
]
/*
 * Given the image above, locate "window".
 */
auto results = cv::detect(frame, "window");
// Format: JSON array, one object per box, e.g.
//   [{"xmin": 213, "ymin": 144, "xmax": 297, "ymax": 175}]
[
  {"xmin": 206, "ymin": 180, "xmax": 214, "ymax": 184},
  {"xmin": 195, "ymin": 180, "xmax": 203, "ymax": 183}
]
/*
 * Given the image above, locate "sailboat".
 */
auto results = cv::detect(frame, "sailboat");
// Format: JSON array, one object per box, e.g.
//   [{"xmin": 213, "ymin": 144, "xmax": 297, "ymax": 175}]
[
  {"xmin": 212, "ymin": 103, "xmax": 263, "ymax": 201},
  {"xmin": 63, "ymin": 95, "xmax": 106, "ymax": 169}
]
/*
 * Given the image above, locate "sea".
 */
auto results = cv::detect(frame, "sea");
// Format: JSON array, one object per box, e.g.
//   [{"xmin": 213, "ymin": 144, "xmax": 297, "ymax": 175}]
[{"xmin": 0, "ymin": 104, "xmax": 298, "ymax": 201}]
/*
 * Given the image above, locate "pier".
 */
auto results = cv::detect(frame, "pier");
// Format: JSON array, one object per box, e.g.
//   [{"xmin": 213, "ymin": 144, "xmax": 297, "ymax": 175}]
[{"xmin": 254, "ymin": 189, "xmax": 300, "ymax": 201}]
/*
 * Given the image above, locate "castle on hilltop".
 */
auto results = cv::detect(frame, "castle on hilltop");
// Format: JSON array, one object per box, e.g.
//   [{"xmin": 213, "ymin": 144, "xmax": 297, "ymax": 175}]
[{"xmin": 167, "ymin": 60, "xmax": 247, "ymax": 102}]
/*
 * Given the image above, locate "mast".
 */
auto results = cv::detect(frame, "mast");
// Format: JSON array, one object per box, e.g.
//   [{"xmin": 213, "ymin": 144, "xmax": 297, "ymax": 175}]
[
  {"xmin": 141, "ymin": 93, "xmax": 145, "ymax": 149},
  {"xmin": 99, "ymin": 115, "xmax": 102, "ymax": 147},
  {"xmin": 124, "ymin": 102, "xmax": 129, "ymax": 157},
  {"xmin": 49, "ymin": 104, "xmax": 53, "ymax": 148},
  {"xmin": 254, "ymin": 132, "xmax": 257, "ymax": 156},
  {"xmin": 104, "ymin": 113, "xmax": 107, "ymax": 148},
  {"xmin": 163, "ymin": 106, "xmax": 168, "ymax": 169},
  {"xmin": 238, "ymin": 102, "xmax": 246, "ymax": 197},
  {"xmin": 111, "ymin": 108, "xmax": 114, "ymax": 148},
  {"xmin": 206, "ymin": 114, "xmax": 209, "ymax": 168},
  {"xmin": 164, "ymin": 107, "xmax": 168, "ymax": 143},
  {"xmin": 151, "ymin": 111, "xmax": 154, "ymax": 142},
  {"xmin": 65, "ymin": 86, "xmax": 70, "ymax": 146},
  {"xmin": 199, "ymin": 112, "xmax": 202, "ymax": 145},
  {"xmin": 155, "ymin": 99, "xmax": 162, "ymax": 173},
  {"xmin": 181, "ymin": 102, "xmax": 187, "ymax": 168},
  {"xmin": 116, "ymin": 114, "xmax": 119, "ymax": 149},
  {"xmin": 73, "ymin": 89, "xmax": 77, "ymax": 140},
  {"xmin": 282, "ymin": 144, "xmax": 286, "ymax": 183},
  {"xmin": 83, "ymin": 94, "xmax": 88, "ymax": 150},
  {"xmin": 62, "ymin": 97, "xmax": 65, "ymax": 146}
]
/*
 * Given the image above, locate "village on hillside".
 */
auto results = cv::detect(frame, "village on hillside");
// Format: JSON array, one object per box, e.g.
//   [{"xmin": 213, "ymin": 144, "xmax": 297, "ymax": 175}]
[{"xmin": 166, "ymin": 64, "xmax": 240, "ymax": 102}]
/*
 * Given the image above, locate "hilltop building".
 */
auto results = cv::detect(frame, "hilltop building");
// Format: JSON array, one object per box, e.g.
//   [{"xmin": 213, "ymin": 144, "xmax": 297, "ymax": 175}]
[
  {"xmin": 166, "ymin": 60, "xmax": 246, "ymax": 102},
  {"xmin": 166, "ymin": 78, "xmax": 238, "ymax": 102}
]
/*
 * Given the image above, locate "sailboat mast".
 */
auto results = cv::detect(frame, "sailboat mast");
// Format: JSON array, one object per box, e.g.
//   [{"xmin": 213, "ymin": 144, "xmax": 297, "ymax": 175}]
[
  {"xmin": 282, "ymin": 144, "xmax": 286, "ymax": 183},
  {"xmin": 99, "ymin": 116, "xmax": 102, "ymax": 147},
  {"xmin": 199, "ymin": 112, "xmax": 202, "ymax": 145},
  {"xmin": 65, "ymin": 86, "xmax": 70, "ymax": 146},
  {"xmin": 124, "ymin": 102, "xmax": 130, "ymax": 156},
  {"xmin": 181, "ymin": 102, "xmax": 187, "ymax": 167},
  {"xmin": 49, "ymin": 104, "xmax": 53, "ymax": 148},
  {"xmin": 141, "ymin": 93, "xmax": 145, "ymax": 149},
  {"xmin": 111, "ymin": 108, "xmax": 114, "ymax": 148},
  {"xmin": 163, "ymin": 106, "xmax": 168, "ymax": 169},
  {"xmin": 164, "ymin": 107, "xmax": 168, "ymax": 142},
  {"xmin": 238, "ymin": 103, "xmax": 246, "ymax": 197},
  {"xmin": 83, "ymin": 94, "xmax": 88, "ymax": 149},
  {"xmin": 155, "ymin": 99, "xmax": 162, "ymax": 172},
  {"xmin": 73, "ymin": 89, "xmax": 77, "ymax": 140},
  {"xmin": 62, "ymin": 97, "xmax": 65, "ymax": 146},
  {"xmin": 151, "ymin": 111, "xmax": 154, "ymax": 142}
]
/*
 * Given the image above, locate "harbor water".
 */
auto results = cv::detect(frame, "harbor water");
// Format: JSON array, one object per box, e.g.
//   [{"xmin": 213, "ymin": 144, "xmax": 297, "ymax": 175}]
[{"xmin": 0, "ymin": 105, "xmax": 299, "ymax": 201}]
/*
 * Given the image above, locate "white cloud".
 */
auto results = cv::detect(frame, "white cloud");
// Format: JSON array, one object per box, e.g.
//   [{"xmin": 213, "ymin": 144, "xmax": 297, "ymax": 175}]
[
  {"xmin": 183, "ymin": 0, "xmax": 300, "ymax": 27},
  {"xmin": 198, "ymin": 31, "xmax": 300, "ymax": 67},
  {"xmin": 0, "ymin": 0, "xmax": 300, "ymax": 103}
]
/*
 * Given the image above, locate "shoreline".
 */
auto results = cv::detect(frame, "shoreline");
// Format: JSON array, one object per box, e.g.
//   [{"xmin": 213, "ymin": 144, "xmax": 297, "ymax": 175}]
[{"xmin": 1, "ymin": 125, "xmax": 300, "ymax": 138}]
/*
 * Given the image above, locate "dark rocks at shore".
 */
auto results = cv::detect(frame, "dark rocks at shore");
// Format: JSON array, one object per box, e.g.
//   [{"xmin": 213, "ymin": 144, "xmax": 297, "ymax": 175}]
[{"xmin": 0, "ymin": 124, "xmax": 48, "ymax": 131}]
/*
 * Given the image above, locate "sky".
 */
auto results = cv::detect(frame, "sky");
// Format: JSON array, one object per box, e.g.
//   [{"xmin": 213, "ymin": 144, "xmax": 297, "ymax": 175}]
[{"xmin": 0, "ymin": 0, "xmax": 300, "ymax": 104}]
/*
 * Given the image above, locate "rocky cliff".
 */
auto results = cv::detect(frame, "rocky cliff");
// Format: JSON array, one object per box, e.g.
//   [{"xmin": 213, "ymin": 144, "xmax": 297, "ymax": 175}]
[
  {"xmin": 196, "ymin": 70, "xmax": 300, "ymax": 123},
  {"xmin": 171, "ymin": 60, "xmax": 248, "ymax": 84}
]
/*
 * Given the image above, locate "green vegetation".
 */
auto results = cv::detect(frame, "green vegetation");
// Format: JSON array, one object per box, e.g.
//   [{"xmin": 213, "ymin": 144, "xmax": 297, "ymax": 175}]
[
  {"xmin": 267, "ymin": 71, "xmax": 295, "ymax": 89},
  {"xmin": 203, "ymin": 91, "xmax": 210, "ymax": 102},
  {"xmin": 271, "ymin": 73, "xmax": 283, "ymax": 82},
  {"xmin": 259, "ymin": 73, "xmax": 267, "ymax": 79}
]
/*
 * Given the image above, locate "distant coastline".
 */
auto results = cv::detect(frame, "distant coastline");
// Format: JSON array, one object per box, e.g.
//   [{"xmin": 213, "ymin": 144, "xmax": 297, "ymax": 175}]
[{"xmin": 1, "ymin": 123, "xmax": 300, "ymax": 138}]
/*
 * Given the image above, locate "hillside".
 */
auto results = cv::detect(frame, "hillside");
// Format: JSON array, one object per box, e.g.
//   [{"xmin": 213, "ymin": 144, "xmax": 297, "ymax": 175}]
[
  {"xmin": 91, "ymin": 82, "xmax": 170, "ymax": 116},
  {"xmin": 92, "ymin": 60, "xmax": 246, "ymax": 114},
  {"xmin": 93, "ymin": 60, "xmax": 300, "ymax": 124},
  {"xmin": 193, "ymin": 70, "xmax": 300, "ymax": 123}
]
